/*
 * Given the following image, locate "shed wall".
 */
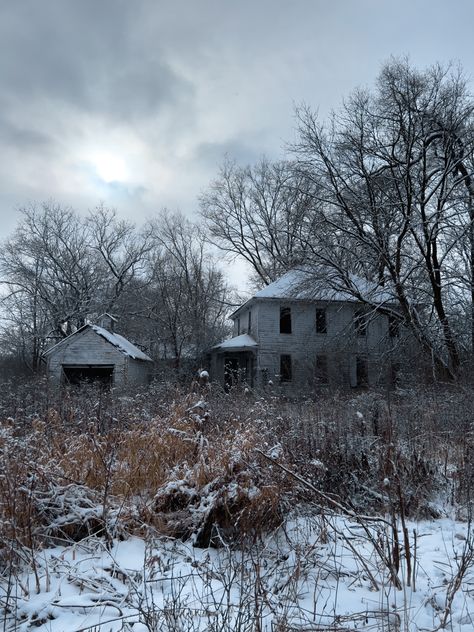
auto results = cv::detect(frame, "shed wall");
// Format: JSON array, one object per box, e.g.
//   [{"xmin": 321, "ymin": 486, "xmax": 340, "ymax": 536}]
[{"xmin": 46, "ymin": 328, "xmax": 137, "ymax": 387}]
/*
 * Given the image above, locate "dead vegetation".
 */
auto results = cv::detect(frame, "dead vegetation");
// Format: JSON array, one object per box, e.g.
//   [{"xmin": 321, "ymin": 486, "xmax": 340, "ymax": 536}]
[{"xmin": 0, "ymin": 379, "xmax": 473, "ymax": 556}]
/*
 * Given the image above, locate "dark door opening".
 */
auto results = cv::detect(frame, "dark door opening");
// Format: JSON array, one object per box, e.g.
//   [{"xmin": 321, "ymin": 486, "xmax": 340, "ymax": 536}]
[
  {"xmin": 224, "ymin": 358, "xmax": 239, "ymax": 390},
  {"xmin": 62, "ymin": 365, "xmax": 114, "ymax": 386}
]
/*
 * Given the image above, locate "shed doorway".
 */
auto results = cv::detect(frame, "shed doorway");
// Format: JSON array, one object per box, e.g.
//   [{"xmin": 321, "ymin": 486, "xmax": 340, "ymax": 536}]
[{"xmin": 62, "ymin": 364, "xmax": 114, "ymax": 386}]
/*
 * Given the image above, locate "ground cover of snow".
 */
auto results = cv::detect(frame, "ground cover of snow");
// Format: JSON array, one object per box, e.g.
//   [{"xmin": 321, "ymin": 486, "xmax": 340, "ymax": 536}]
[{"xmin": 3, "ymin": 512, "xmax": 474, "ymax": 631}]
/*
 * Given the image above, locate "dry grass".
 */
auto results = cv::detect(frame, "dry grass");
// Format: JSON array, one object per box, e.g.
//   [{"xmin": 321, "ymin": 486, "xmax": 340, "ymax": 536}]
[{"xmin": 1, "ymin": 380, "xmax": 473, "ymax": 551}]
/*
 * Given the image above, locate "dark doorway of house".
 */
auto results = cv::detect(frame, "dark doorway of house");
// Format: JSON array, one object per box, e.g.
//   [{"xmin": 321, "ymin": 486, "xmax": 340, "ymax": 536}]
[
  {"xmin": 224, "ymin": 358, "xmax": 239, "ymax": 390},
  {"xmin": 62, "ymin": 365, "xmax": 114, "ymax": 386}
]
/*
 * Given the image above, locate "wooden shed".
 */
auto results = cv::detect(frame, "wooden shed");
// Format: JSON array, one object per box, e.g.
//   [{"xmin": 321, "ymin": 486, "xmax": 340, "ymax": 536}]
[{"xmin": 43, "ymin": 315, "xmax": 153, "ymax": 387}]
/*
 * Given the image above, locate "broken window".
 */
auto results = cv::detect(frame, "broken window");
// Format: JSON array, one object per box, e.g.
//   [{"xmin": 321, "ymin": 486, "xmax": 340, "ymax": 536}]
[
  {"xmin": 354, "ymin": 309, "xmax": 368, "ymax": 337},
  {"xmin": 280, "ymin": 354, "xmax": 292, "ymax": 382},
  {"xmin": 316, "ymin": 308, "xmax": 327, "ymax": 333},
  {"xmin": 280, "ymin": 307, "xmax": 292, "ymax": 334}
]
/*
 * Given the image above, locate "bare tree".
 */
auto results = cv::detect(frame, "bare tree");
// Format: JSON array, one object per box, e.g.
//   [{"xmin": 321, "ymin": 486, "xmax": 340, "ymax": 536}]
[
  {"xmin": 292, "ymin": 59, "xmax": 474, "ymax": 378},
  {"xmin": 200, "ymin": 157, "xmax": 319, "ymax": 287},
  {"xmin": 87, "ymin": 205, "xmax": 153, "ymax": 311},
  {"xmin": 139, "ymin": 212, "xmax": 232, "ymax": 367},
  {"xmin": 0, "ymin": 203, "xmax": 152, "ymax": 371}
]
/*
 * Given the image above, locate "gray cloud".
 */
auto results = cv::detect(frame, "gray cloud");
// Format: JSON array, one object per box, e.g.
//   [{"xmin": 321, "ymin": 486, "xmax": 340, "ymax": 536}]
[
  {"xmin": 0, "ymin": 0, "xmax": 474, "ymax": 240},
  {"xmin": 0, "ymin": 2, "xmax": 194, "ymax": 123}
]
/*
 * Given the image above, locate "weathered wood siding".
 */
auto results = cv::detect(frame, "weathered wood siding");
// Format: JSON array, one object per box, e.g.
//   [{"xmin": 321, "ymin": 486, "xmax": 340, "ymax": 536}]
[
  {"xmin": 233, "ymin": 304, "xmax": 259, "ymax": 339},
  {"xmin": 251, "ymin": 299, "xmax": 397, "ymax": 393},
  {"xmin": 46, "ymin": 328, "xmax": 151, "ymax": 386}
]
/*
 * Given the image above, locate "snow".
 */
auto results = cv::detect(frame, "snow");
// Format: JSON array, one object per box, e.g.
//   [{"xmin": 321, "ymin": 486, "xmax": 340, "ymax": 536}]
[
  {"xmin": 43, "ymin": 325, "xmax": 153, "ymax": 362},
  {"xmin": 212, "ymin": 333, "xmax": 258, "ymax": 350},
  {"xmin": 254, "ymin": 268, "xmax": 394, "ymax": 303},
  {"xmin": 91, "ymin": 325, "xmax": 153, "ymax": 361},
  {"xmin": 4, "ymin": 514, "xmax": 474, "ymax": 631}
]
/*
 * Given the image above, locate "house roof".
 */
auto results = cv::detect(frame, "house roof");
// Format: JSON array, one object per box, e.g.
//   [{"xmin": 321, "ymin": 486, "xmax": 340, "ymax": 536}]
[
  {"xmin": 43, "ymin": 324, "xmax": 153, "ymax": 362},
  {"xmin": 212, "ymin": 333, "xmax": 258, "ymax": 352},
  {"xmin": 231, "ymin": 268, "xmax": 395, "ymax": 318}
]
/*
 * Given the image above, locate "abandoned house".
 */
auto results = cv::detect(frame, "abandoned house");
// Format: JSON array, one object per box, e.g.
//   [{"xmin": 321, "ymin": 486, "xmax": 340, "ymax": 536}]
[
  {"xmin": 210, "ymin": 269, "xmax": 404, "ymax": 392},
  {"xmin": 43, "ymin": 314, "xmax": 153, "ymax": 386}
]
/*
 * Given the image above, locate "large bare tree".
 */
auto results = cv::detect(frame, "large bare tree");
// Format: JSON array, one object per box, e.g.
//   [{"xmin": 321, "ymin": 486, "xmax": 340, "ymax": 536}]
[
  {"xmin": 293, "ymin": 60, "xmax": 474, "ymax": 378},
  {"xmin": 200, "ymin": 157, "xmax": 319, "ymax": 287}
]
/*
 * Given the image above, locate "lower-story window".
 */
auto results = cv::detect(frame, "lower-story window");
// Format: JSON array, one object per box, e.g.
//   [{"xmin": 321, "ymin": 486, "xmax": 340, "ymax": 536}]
[
  {"xmin": 280, "ymin": 354, "xmax": 292, "ymax": 382},
  {"xmin": 356, "ymin": 355, "xmax": 368, "ymax": 386},
  {"xmin": 315, "ymin": 354, "xmax": 329, "ymax": 384}
]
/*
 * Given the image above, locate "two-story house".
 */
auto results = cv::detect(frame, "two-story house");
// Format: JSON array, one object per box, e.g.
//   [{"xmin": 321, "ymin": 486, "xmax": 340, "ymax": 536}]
[{"xmin": 210, "ymin": 269, "xmax": 403, "ymax": 392}]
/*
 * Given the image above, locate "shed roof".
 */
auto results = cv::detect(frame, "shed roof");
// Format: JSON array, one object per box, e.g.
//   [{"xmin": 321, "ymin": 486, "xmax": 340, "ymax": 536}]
[{"xmin": 43, "ymin": 324, "xmax": 153, "ymax": 362}]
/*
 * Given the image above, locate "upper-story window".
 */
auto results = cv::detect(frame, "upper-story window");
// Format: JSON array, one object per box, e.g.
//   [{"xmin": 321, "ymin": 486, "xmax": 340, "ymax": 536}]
[
  {"xmin": 388, "ymin": 314, "xmax": 400, "ymax": 338},
  {"xmin": 280, "ymin": 306, "xmax": 292, "ymax": 334},
  {"xmin": 237, "ymin": 317, "xmax": 241, "ymax": 335},
  {"xmin": 316, "ymin": 308, "xmax": 327, "ymax": 334},
  {"xmin": 248, "ymin": 310, "xmax": 252, "ymax": 333},
  {"xmin": 354, "ymin": 309, "xmax": 368, "ymax": 337}
]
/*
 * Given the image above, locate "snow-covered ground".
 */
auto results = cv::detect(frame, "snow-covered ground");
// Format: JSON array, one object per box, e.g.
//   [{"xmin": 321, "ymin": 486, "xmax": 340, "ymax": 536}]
[{"xmin": 3, "ymin": 512, "xmax": 474, "ymax": 631}]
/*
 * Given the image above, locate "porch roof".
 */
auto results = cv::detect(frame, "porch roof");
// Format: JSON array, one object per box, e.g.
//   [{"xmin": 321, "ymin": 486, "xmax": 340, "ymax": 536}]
[{"xmin": 212, "ymin": 333, "xmax": 258, "ymax": 353}]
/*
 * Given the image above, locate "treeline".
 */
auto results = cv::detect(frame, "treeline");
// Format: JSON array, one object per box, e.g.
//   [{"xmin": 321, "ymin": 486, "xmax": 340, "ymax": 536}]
[
  {"xmin": 0, "ymin": 205, "xmax": 232, "ymax": 373},
  {"xmin": 3, "ymin": 58, "xmax": 474, "ymax": 379}
]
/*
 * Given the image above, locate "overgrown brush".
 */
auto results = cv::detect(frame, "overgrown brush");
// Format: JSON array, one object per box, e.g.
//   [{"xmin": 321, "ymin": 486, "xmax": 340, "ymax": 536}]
[{"xmin": 1, "ymin": 379, "xmax": 474, "ymax": 556}]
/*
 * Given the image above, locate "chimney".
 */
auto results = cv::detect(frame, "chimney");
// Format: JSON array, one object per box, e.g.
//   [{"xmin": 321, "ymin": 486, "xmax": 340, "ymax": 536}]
[{"xmin": 98, "ymin": 313, "xmax": 118, "ymax": 332}]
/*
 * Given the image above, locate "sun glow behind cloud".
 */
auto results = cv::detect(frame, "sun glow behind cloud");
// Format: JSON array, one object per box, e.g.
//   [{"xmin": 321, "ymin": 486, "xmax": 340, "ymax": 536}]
[{"xmin": 88, "ymin": 151, "xmax": 129, "ymax": 184}]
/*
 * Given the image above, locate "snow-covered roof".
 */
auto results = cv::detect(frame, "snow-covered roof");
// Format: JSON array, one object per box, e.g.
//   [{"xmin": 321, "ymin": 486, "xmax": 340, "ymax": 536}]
[
  {"xmin": 254, "ymin": 268, "xmax": 394, "ymax": 302},
  {"xmin": 91, "ymin": 326, "xmax": 153, "ymax": 361},
  {"xmin": 43, "ymin": 324, "xmax": 153, "ymax": 362},
  {"xmin": 212, "ymin": 334, "xmax": 258, "ymax": 351},
  {"xmin": 231, "ymin": 268, "xmax": 395, "ymax": 319}
]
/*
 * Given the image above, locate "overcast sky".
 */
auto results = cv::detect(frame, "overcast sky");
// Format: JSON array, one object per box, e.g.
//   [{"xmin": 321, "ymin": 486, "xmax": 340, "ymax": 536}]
[{"xmin": 1, "ymin": 0, "xmax": 473, "ymax": 253}]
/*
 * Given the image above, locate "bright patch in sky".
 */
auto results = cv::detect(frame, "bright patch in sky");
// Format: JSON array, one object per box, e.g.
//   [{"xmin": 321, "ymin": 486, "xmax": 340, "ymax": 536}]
[{"xmin": 90, "ymin": 151, "xmax": 129, "ymax": 183}]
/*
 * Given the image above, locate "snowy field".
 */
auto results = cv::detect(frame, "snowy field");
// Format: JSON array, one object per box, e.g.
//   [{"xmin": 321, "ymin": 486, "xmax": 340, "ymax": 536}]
[{"xmin": 3, "ymin": 513, "xmax": 474, "ymax": 632}]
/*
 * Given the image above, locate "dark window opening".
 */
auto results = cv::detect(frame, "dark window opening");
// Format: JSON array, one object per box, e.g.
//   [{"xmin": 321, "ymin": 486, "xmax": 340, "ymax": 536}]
[
  {"xmin": 62, "ymin": 365, "xmax": 114, "ymax": 386},
  {"xmin": 280, "ymin": 354, "xmax": 292, "ymax": 382},
  {"xmin": 389, "ymin": 314, "xmax": 400, "ymax": 338},
  {"xmin": 354, "ymin": 309, "xmax": 368, "ymax": 337},
  {"xmin": 248, "ymin": 310, "xmax": 252, "ymax": 333},
  {"xmin": 356, "ymin": 355, "xmax": 368, "ymax": 387},
  {"xmin": 316, "ymin": 308, "xmax": 327, "ymax": 334},
  {"xmin": 315, "ymin": 355, "xmax": 329, "ymax": 384},
  {"xmin": 280, "ymin": 307, "xmax": 292, "ymax": 334},
  {"xmin": 237, "ymin": 318, "xmax": 241, "ymax": 335},
  {"xmin": 391, "ymin": 360, "xmax": 401, "ymax": 385}
]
